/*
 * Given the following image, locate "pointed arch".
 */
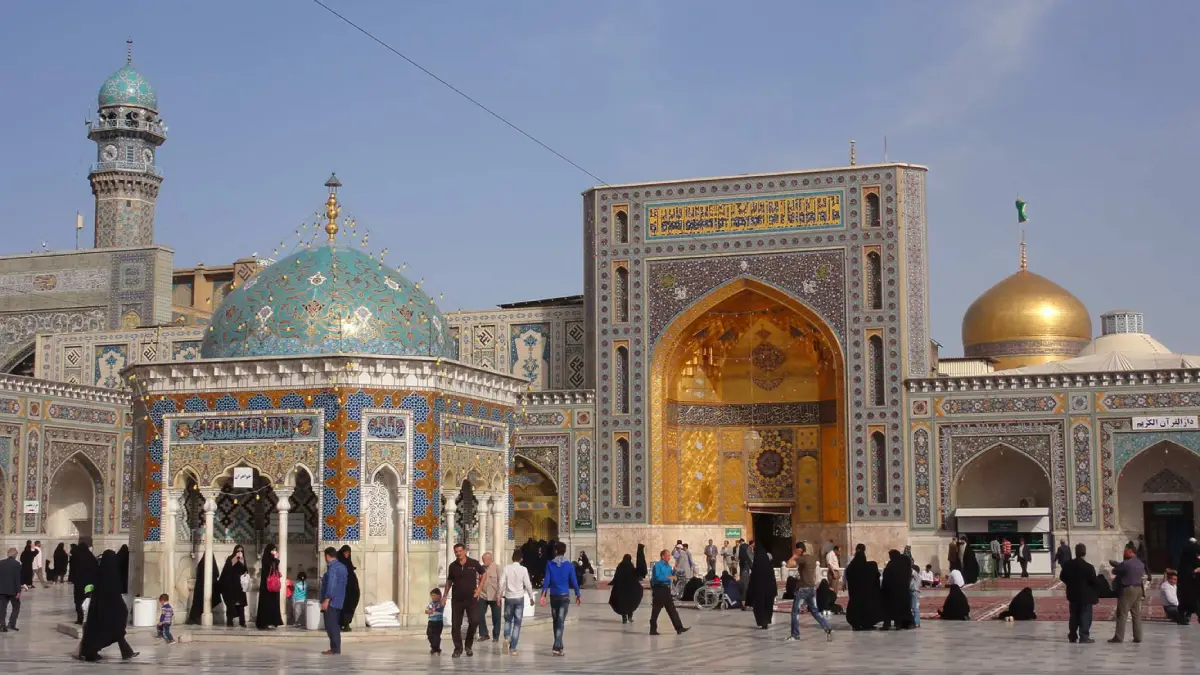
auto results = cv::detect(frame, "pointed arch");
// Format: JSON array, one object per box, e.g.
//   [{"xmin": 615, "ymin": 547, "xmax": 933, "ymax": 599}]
[
  {"xmin": 649, "ymin": 277, "xmax": 846, "ymax": 525},
  {"xmin": 952, "ymin": 443, "xmax": 1051, "ymax": 510}
]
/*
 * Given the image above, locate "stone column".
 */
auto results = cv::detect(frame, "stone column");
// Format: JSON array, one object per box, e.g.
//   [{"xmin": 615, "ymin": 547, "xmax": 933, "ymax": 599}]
[
  {"xmin": 491, "ymin": 494, "xmax": 504, "ymax": 565},
  {"xmin": 276, "ymin": 489, "xmax": 293, "ymax": 623},
  {"xmin": 395, "ymin": 494, "xmax": 407, "ymax": 616},
  {"xmin": 201, "ymin": 493, "xmax": 217, "ymax": 627},
  {"xmin": 163, "ymin": 489, "xmax": 178, "ymax": 600},
  {"xmin": 479, "ymin": 496, "xmax": 489, "ymax": 560},
  {"xmin": 444, "ymin": 497, "xmax": 458, "ymax": 572}
]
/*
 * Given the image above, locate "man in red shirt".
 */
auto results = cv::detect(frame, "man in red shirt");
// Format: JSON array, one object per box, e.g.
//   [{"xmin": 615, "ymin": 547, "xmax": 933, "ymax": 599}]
[{"xmin": 1001, "ymin": 539, "xmax": 1013, "ymax": 578}]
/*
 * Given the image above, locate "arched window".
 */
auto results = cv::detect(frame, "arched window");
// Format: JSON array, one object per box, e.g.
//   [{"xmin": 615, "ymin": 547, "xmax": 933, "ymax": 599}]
[
  {"xmin": 615, "ymin": 210, "xmax": 629, "ymax": 244},
  {"xmin": 614, "ymin": 346, "xmax": 630, "ymax": 414},
  {"xmin": 869, "ymin": 335, "xmax": 885, "ymax": 406},
  {"xmin": 865, "ymin": 192, "xmax": 881, "ymax": 227},
  {"xmin": 866, "ymin": 251, "xmax": 882, "ymax": 310},
  {"xmin": 616, "ymin": 437, "xmax": 631, "ymax": 507},
  {"xmin": 870, "ymin": 432, "xmax": 888, "ymax": 503},
  {"xmin": 614, "ymin": 266, "xmax": 629, "ymax": 322}
]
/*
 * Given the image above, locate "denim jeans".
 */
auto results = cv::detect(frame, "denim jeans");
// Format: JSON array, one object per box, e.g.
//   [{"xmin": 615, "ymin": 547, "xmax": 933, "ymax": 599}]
[
  {"xmin": 324, "ymin": 607, "xmax": 342, "ymax": 654},
  {"xmin": 549, "ymin": 594, "xmax": 570, "ymax": 651},
  {"xmin": 502, "ymin": 597, "xmax": 524, "ymax": 649},
  {"xmin": 910, "ymin": 591, "xmax": 921, "ymax": 627},
  {"xmin": 157, "ymin": 624, "xmax": 173, "ymax": 642},
  {"xmin": 790, "ymin": 586, "xmax": 831, "ymax": 636}
]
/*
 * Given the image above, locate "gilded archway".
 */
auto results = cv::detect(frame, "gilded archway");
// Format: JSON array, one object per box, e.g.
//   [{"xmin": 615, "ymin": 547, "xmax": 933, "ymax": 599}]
[{"xmin": 650, "ymin": 278, "xmax": 846, "ymax": 528}]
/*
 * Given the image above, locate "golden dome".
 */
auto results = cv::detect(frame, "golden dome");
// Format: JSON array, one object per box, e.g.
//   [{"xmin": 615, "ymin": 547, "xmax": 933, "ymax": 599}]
[{"xmin": 962, "ymin": 269, "xmax": 1092, "ymax": 370}]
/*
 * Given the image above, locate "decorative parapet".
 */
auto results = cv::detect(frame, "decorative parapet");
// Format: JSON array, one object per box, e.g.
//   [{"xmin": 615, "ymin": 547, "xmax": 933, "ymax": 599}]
[
  {"xmin": 0, "ymin": 373, "xmax": 131, "ymax": 405},
  {"xmin": 518, "ymin": 390, "xmax": 595, "ymax": 407},
  {"xmin": 907, "ymin": 369, "xmax": 1200, "ymax": 393}
]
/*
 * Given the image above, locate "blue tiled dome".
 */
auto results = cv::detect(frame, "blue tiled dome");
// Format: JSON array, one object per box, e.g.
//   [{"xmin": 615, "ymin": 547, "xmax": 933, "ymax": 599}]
[
  {"xmin": 98, "ymin": 65, "xmax": 158, "ymax": 110},
  {"xmin": 200, "ymin": 244, "xmax": 452, "ymax": 359}
]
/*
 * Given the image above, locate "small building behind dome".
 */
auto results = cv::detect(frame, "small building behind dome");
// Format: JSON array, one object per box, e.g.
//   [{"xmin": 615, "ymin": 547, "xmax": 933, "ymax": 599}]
[
  {"xmin": 996, "ymin": 309, "xmax": 1200, "ymax": 374},
  {"xmin": 961, "ymin": 267, "xmax": 1092, "ymax": 370}
]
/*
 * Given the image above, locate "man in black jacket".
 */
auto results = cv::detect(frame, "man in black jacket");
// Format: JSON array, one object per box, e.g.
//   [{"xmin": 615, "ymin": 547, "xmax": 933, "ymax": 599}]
[
  {"xmin": 1060, "ymin": 543, "xmax": 1100, "ymax": 644},
  {"xmin": 0, "ymin": 547, "xmax": 21, "ymax": 631}
]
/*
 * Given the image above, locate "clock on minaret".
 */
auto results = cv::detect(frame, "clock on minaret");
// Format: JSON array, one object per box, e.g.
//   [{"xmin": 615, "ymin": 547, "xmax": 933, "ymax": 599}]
[{"xmin": 102, "ymin": 144, "xmax": 118, "ymax": 161}]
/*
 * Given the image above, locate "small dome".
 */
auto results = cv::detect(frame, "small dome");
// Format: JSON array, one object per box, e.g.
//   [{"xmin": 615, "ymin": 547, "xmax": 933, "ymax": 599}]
[
  {"xmin": 961, "ymin": 269, "xmax": 1091, "ymax": 370},
  {"xmin": 98, "ymin": 65, "xmax": 158, "ymax": 110},
  {"xmin": 201, "ymin": 244, "xmax": 452, "ymax": 360}
]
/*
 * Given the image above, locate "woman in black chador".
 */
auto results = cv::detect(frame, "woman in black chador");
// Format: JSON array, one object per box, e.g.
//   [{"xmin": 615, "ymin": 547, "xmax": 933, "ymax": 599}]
[
  {"xmin": 608, "ymin": 553, "xmax": 644, "ymax": 623},
  {"xmin": 338, "ymin": 545, "xmax": 361, "ymax": 631},
  {"xmin": 18, "ymin": 541, "xmax": 34, "ymax": 589},
  {"xmin": 997, "ymin": 586, "xmax": 1037, "ymax": 620},
  {"xmin": 116, "ymin": 545, "xmax": 130, "ymax": 595},
  {"xmin": 219, "ymin": 545, "xmax": 248, "ymax": 627},
  {"xmin": 938, "ymin": 584, "xmax": 971, "ymax": 620},
  {"xmin": 880, "ymin": 549, "xmax": 915, "ymax": 630},
  {"xmin": 635, "ymin": 543, "xmax": 648, "ymax": 580},
  {"xmin": 72, "ymin": 538, "xmax": 98, "ymax": 625},
  {"xmin": 844, "ymin": 544, "xmax": 883, "ymax": 630},
  {"xmin": 962, "ymin": 542, "xmax": 981, "ymax": 585},
  {"xmin": 78, "ymin": 550, "xmax": 137, "ymax": 661},
  {"xmin": 255, "ymin": 543, "xmax": 283, "ymax": 629},
  {"xmin": 816, "ymin": 578, "xmax": 842, "ymax": 615},
  {"xmin": 52, "ymin": 543, "xmax": 69, "ymax": 584},
  {"xmin": 186, "ymin": 553, "xmax": 222, "ymax": 625},
  {"xmin": 746, "ymin": 546, "xmax": 777, "ymax": 629}
]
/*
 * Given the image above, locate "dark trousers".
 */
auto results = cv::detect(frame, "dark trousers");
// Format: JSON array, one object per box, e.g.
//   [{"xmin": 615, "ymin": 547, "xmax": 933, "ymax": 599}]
[
  {"xmin": 1019, "ymin": 558, "xmax": 1029, "ymax": 577},
  {"xmin": 74, "ymin": 590, "xmax": 85, "ymax": 624},
  {"xmin": 1068, "ymin": 600, "xmax": 1093, "ymax": 641},
  {"xmin": 0, "ymin": 594, "xmax": 19, "ymax": 628},
  {"xmin": 427, "ymin": 620, "xmax": 443, "ymax": 652},
  {"xmin": 650, "ymin": 585, "xmax": 683, "ymax": 633},
  {"xmin": 1002, "ymin": 555, "xmax": 1012, "ymax": 578},
  {"xmin": 225, "ymin": 603, "xmax": 245, "ymax": 627},
  {"xmin": 476, "ymin": 599, "xmax": 500, "ymax": 638},
  {"xmin": 991, "ymin": 555, "xmax": 1001, "ymax": 578},
  {"xmin": 324, "ymin": 607, "xmax": 342, "ymax": 654},
  {"xmin": 450, "ymin": 596, "xmax": 477, "ymax": 652}
]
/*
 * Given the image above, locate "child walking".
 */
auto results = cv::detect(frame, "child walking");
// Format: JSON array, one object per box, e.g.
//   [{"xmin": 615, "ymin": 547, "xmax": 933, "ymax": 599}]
[
  {"xmin": 425, "ymin": 588, "xmax": 444, "ymax": 655},
  {"xmin": 292, "ymin": 571, "xmax": 308, "ymax": 628},
  {"xmin": 909, "ymin": 565, "xmax": 922, "ymax": 628},
  {"xmin": 157, "ymin": 593, "xmax": 175, "ymax": 644}
]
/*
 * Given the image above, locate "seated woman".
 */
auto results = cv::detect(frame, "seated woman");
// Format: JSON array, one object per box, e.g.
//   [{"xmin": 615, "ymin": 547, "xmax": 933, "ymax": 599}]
[
  {"xmin": 817, "ymin": 578, "xmax": 843, "ymax": 615},
  {"xmin": 721, "ymin": 571, "xmax": 743, "ymax": 609},
  {"xmin": 681, "ymin": 576, "xmax": 705, "ymax": 602},
  {"xmin": 936, "ymin": 584, "xmax": 971, "ymax": 620},
  {"xmin": 996, "ymin": 587, "xmax": 1037, "ymax": 621},
  {"xmin": 782, "ymin": 575, "xmax": 798, "ymax": 601}
]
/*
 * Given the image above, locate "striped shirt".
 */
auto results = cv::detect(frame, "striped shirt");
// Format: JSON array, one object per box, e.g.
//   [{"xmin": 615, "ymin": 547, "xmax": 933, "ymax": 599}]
[{"xmin": 159, "ymin": 603, "xmax": 174, "ymax": 626}]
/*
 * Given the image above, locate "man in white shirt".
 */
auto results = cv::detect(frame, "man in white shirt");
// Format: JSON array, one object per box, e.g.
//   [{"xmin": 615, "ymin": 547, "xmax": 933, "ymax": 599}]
[
  {"xmin": 1161, "ymin": 570, "xmax": 1181, "ymax": 623},
  {"xmin": 720, "ymin": 541, "xmax": 733, "ymax": 576},
  {"xmin": 825, "ymin": 545, "xmax": 842, "ymax": 588},
  {"xmin": 32, "ymin": 542, "xmax": 47, "ymax": 589},
  {"xmin": 497, "ymin": 549, "xmax": 535, "ymax": 655}
]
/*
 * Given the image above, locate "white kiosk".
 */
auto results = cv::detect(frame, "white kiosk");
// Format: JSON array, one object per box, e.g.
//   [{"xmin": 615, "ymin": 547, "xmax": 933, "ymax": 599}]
[{"xmin": 953, "ymin": 507, "xmax": 1053, "ymax": 575}]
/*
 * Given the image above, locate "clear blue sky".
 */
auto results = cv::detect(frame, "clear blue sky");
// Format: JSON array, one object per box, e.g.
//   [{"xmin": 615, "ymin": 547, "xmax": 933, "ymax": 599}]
[{"xmin": 3, "ymin": 0, "xmax": 1197, "ymax": 356}]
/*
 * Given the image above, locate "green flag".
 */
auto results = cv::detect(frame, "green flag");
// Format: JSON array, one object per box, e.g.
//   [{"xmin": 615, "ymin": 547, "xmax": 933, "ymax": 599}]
[{"xmin": 1016, "ymin": 199, "xmax": 1029, "ymax": 224}]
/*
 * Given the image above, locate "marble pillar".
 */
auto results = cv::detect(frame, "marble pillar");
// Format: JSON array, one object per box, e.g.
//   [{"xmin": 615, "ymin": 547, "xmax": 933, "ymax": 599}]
[
  {"xmin": 276, "ymin": 489, "xmax": 293, "ymax": 622},
  {"xmin": 444, "ymin": 497, "xmax": 458, "ymax": 572},
  {"xmin": 396, "ymin": 494, "xmax": 407, "ymax": 614},
  {"xmin": 479, "ymin": 495, "xmax": 489, "ymax": 559},
  {"xmin": 490, "ymin": 495, "xmax": 504, "ymax": 564},
  {"xmin": 201, "ymin": 493, "xmax": 216, "ymax": 627},
  {"xmin": 163, "ymin": 488, "xmax": 178, "ymax": 600}
]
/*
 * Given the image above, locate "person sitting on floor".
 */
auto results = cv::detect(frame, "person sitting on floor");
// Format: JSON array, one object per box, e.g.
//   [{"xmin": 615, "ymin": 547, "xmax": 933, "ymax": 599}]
[
  {"xmin": 997, "ymin": 587, "xmax": 1037, "ymax": 621},
  {"xmin": 937, "ymin": 583, "xmax": 971, "ymax": 620}
]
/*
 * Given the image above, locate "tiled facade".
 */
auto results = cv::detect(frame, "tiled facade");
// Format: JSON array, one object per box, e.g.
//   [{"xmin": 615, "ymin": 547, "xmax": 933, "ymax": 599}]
[
  {"xmin": 35, "ymin": 325, "xmax": 206, "ymax": 386},
  {"xmin": 0, "ymin": 374, "xmax": 131, "ymax": 553}
]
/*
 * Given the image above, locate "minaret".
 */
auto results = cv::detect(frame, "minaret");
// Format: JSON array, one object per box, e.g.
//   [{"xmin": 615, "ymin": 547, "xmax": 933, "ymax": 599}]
[{"xmin": 88, "ymin": 41, "xmax": 166, "ymax": 248}]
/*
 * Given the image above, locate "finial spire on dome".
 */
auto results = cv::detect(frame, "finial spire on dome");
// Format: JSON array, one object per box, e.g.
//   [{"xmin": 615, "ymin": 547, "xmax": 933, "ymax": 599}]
[
  {"xmin": 126, "ymin": 39, "xmax": 133, "ymax": 65},
  {"xmin": 1019, "ymin": 237, "xmax": 1027, "ymax": 270},
  {"xmin": 324, "ymin": 173, "xmax": 342, "ymax": 243}
]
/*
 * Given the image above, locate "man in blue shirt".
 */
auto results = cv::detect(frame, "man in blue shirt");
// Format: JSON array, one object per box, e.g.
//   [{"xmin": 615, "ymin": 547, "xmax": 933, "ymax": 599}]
[
  {"xmin": 650, "ymin": 549, "xmax": 689, "ymax": 636},
  {"xmin": 320, "ymin": 546, "xmax": 348, "ymax": 655},
  {"xmin": 539, "ymin": 541, "xmax": 580, "ymax": 656}
]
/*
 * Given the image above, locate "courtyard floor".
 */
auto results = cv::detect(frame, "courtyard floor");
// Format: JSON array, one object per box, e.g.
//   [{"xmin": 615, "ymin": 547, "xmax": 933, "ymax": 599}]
[{"xmin": 2, "ymin": 583, "xmax": 1199, "ymax": 674}]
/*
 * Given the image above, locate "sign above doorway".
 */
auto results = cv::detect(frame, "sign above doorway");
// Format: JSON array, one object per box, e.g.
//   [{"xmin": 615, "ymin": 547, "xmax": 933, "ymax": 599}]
[
  {"xmin": 1132, "ymin": 416, "xmax": 1199, "ymax": 431},
  {"xmin": 232, "ymin": 467, "xmax": 254, "ymax": 489}
]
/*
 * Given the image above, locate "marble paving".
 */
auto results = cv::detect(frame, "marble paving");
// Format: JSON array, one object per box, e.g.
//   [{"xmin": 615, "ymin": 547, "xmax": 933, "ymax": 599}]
[{"xmin": 3, "ymin": 584, "xmax": 1200, "ymax": 673}]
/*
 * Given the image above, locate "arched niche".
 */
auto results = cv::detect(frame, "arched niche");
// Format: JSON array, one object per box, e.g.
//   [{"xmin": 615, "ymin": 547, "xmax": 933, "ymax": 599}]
[
  {"xmin": 46, "ymin": 454, "xmax": 105, "ymax": 538},
  {"xmin": 952, "ymin": 443, "xmax": 1051, "ymax": 510},
  {"xmin": 1116, "ymin": 440, "xmax": 1200, "ymax": 572}
]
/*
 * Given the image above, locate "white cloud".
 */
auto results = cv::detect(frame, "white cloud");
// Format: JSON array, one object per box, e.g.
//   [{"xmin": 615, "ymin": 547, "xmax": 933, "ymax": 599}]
[{"xmin": 898, "ymin": 0, "xmax": 1058, "ymax": 132}]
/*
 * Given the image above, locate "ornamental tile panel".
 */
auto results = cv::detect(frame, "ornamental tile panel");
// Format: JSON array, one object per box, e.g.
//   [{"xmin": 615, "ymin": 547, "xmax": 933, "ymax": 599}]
[{"xmin": 936, "ymin": 394, "xmax": 1063, "ymax": 417}]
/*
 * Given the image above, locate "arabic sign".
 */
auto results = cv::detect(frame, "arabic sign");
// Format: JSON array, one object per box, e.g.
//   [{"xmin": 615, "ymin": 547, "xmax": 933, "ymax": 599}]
[
  {"xmin": 232, "ymin": 467, "xmax": 254, "ymax": 489},
  {"xmin": 1131, "ymin": 416, "xmax": 1199, "ymax": 431},
  {"xmin": 646, "ymin": 191, "xmax": 843, "ymax": 239},
  {"xmin": 441, "ymin": 418, "xmax": 506, "ymax": 449},
  {"xmin": 171, "ymin": 414, "xmax": 319, "ymax": 443}
]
